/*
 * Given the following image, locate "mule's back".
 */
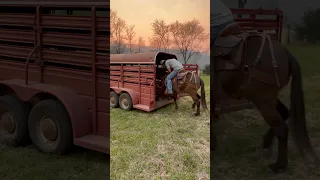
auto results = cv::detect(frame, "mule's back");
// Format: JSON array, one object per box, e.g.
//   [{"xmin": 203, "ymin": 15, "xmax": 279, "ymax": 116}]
[{"xmin": 213, "ymin": 32, "xmax": 290, "ymax": 88}]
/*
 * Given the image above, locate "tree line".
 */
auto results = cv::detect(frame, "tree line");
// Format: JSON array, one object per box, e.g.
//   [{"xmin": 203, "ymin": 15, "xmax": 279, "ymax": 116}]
[{"xmin": 110, "ymin": 9, "xmax": 209, "ymax": 64}]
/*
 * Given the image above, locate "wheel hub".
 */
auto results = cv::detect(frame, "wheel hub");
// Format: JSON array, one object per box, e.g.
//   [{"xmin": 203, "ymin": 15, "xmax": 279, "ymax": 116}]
[
  {"xmin": 110, "ymin": 96, "xmax": 115, "ymax": 105},
  {"xmin": 0, "ymin": 112, "xmax": 16, "ymax": 134},
  {"xmin": 40, "ymin": 117, "xmax": 58, "ymax": 141},
  {"xmin": 122, "ymin": 98, "xmax": 128, "ymax": 107}
]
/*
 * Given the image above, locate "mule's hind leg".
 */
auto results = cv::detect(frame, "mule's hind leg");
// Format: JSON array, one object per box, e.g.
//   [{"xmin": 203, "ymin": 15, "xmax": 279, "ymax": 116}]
[
  {"xmin": 190, "ymin": 93, "xmax": 200, "ymax": 116},
  {"xmin": 192, "ymin": 93, "xmax": 201, "ymax": 109},
  {"xmin": 259, "ymin": 104, "xmax": 288, "ymax": 173},
  {"xmin": 263, "ymin": 99, "xmax": 290, "ymax": 149},
  {"xmin": 173, "ymin": 92, "xmax": 178, "ymax": 109}
]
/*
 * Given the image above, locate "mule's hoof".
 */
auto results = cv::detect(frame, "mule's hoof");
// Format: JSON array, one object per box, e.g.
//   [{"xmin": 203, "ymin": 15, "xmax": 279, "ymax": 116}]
[
  {"xmin": 194, "ymin": 113, "xmax": 200, "ymax": 116},
  {"xmin": 268, "ymin": 162, "xmax": 287, "ymax": 173}
]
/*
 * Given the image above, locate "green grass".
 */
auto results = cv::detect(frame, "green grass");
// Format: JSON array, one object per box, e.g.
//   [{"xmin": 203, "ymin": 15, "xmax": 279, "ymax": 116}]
[
  {"xmin": 0, "ymin": 145, "xmax": 109, "ymax": 180},
  {"xmin": 212, "ymin": 45, "xmax": 320, "ymax": 179},
  {"xmin": 110, "ymin": 76, "xmax": 210, "ymax": 179}
]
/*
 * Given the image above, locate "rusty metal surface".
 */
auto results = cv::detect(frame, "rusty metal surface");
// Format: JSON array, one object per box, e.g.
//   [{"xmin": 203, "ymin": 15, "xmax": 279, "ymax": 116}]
[
  {"xmin": 0, "ymin": 4, "xmax": 109, "ymax": 153},
  {"xmin": 0, "ymin": 13, "xmax": 108, "ymax": 32},
  {"xmin": 0, "ymin": 45, "xmax": 109, "ymax": 67},
  {"xmin": 0, "ymin": 28, "xmax": 108, "ymax": 51},
  {"xmin": 111, "ymin": 52, "xmax": 177, "ymax": 64}
]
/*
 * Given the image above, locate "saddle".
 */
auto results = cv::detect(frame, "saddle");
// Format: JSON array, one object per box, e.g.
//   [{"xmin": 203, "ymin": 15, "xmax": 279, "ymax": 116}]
[
  {"xmin": 213, "ymin": 32, "xmax": 281, "ymax": 87},
  {"xmin": 164, "ymin": 71, "xmax": 198, "ymax": 94},
  {"xmin": 176, "ymin": 72, "xmax": 187, "ymax": 80},
  {"xmin": 213, "ymin": 33, "xmax": 249, "ymax": 70},
  {"xmin": 172, "ymin": 71, "xmax": 189, "ymax": 85},
  {"xmin": 219, "ymin": 22, "xmax": 241, "ymax": 37}
]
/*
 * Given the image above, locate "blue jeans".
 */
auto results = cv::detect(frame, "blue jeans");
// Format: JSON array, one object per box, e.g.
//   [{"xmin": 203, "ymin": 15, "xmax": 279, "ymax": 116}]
[{"xmin": 166, "ymin": 69, "xmax": 181, "ymax": 94}]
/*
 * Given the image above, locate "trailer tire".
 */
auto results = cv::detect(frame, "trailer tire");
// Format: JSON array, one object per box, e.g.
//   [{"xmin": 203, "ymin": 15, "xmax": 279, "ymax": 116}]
[
  {"xmin": 0, "ymin": 95, "xmax": 30, "ymax": 147},
  {"xmin": 28, "ymin": 100, "xmax": 73, "ymax": 154},
  {"xmin": 119, "ymin": 93, "xmax": 133, "ymax": 111},
  {"xmin": 110, "ymin": 91, "xmax": 119, "ymax": 108}
]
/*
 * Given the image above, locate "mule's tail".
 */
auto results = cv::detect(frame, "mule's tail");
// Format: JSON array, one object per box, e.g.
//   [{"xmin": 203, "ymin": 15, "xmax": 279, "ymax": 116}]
[
  {"xmin": 200, "ymin": 78, "xmax": 208, "ymax": 110},
  {"xmin": 287, "ymin": 49, "xmax": 318, "ymax": 160}
]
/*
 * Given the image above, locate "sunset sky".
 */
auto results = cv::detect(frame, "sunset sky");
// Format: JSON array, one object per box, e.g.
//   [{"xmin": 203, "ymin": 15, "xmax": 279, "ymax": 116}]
[{"xmin": 111, "ymin": 0, "xmax": 210, "ymax": 51}]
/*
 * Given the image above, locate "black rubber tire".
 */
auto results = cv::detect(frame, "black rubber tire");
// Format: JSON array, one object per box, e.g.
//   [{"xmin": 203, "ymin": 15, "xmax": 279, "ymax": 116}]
[
  {"xmin": 110, "ymin": 91, "xmax": 119, "ymax": 108},
  {"xmin": 0, "ymin": 95, "xmax": 30, "ymax": 147},
  {"xmin": 28, "ymin": 100, "xmax": 73, "ymax": 154},
  {"xmin": 119, "ymin": 93, "xmax": 133, "ymax": 111}
]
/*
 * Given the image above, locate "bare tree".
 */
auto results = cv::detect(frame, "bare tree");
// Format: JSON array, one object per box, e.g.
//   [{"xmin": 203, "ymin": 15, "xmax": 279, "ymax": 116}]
[
  {"xmin": 149, "ymin": 36, "xmax": 161, "ymax": 51},
  {"xmin": 137, "ymin": 36, "xmax": 145, "ymax": 52},
  {"xmin": 169, "ymin": 19, "xmax": 208, "ymax": 64},
  {"xmin": 125, "ymin": 25, "xmax": 136, "ymax": 53},
  {"xmin": 110, "ymin": 9, "xmax": 127, "ymax": 54},
  {"xmin": 238, "ymin": 0, "xmax": 248, "ymax": 8},
  {"xmin": 110, "ymin": 9, "xmax": 117, "ymax": 37},
  {"xmin": 150, "ymin": 19, "xmax": 171, "ymax": 52}
]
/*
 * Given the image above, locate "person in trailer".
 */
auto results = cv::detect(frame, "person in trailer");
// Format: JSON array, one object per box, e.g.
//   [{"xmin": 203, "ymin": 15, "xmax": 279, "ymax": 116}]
[{"xmin": 160, "ymin": 58, "xmax": 184, "ymax": 96}]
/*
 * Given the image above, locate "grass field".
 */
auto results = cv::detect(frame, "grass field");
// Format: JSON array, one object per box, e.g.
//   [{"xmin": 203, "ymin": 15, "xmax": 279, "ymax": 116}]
[
  {"xmin": 0, "ymin": 144, "xmax": 109, "ymax": 180},
  {"xmin": 110, "ymin": 76, "xmax": 210, "ymax": 179},
  {"xmin": 212, "ymin": 45, "xmax": 320, "ymax": 179},
  {"xmin": 3, "ymin": 45, "xmax": 320, "ymax": 180}
]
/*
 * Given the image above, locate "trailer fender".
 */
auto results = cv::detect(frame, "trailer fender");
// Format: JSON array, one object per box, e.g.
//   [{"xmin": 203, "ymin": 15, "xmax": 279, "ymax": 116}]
[
  {"xmin": 0, "ymin": 80, "xmax": 91, "ymax": 138},
  {"xmin": 110, "ymin": 87, "xmax": 138, "ymax": 105}
]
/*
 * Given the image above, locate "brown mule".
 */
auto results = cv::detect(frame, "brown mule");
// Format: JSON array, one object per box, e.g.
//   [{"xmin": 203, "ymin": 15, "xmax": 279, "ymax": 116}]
[
  {"xmin": 212, "ymin": 32, "xmax": 318, "ymax": 173},
  {"xmin": 164, "ymin": 71, "xmax": 208, "ymax": 116}
]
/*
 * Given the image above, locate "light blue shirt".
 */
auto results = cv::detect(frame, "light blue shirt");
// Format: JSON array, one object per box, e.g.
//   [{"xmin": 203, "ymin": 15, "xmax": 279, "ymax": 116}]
[
  {"xmin": 165, "ymin": 59, "xmax": 183, "ymax": 71},
  {"xmin": 211, "ymin": 0, "xmax": 234, "ymax": 26}
]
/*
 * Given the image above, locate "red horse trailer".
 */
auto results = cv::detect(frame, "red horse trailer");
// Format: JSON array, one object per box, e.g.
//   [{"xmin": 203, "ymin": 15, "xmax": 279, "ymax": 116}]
[
  {"xmin": 0, "ymin": 2, "xmax": 109, "ymax": 154},
  {"xmin": 214, "ymin": 8, "xmax": 284, "ymax": 113},
  {"xmin": 110, "ymin": 52, "xmax": 198, "ymax": 112},
  {"xmin": 231, "ymin": 8, "xmax": 283, "ymax": 42}
]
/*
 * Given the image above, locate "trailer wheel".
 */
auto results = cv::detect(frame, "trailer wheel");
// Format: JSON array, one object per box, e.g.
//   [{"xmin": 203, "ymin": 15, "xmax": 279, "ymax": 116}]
[
  {"xmin": 28, "ymin": 100, "xmax": 73, "ymax": 154},
  {"xmin": 119, "ymin": 93, "xmax": 133, "ymax": 111},
  {"xmin": 110, "ymin": 91, "xmax": 119, "ymax": 108},
  {"xmin": 0, "ymin": 95, "xmax": 29, "ymax": 146}
]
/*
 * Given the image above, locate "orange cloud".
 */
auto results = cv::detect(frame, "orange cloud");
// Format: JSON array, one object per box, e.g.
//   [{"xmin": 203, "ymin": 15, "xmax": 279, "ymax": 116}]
[{"xmin": 111, "ymin": 0, "xmax": 210, "ymax": 51}]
